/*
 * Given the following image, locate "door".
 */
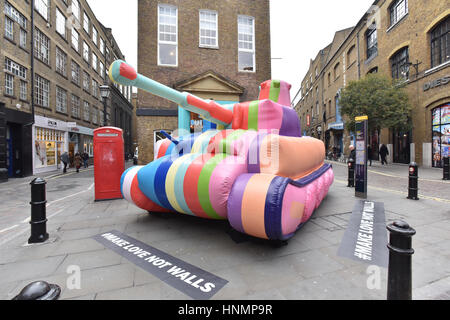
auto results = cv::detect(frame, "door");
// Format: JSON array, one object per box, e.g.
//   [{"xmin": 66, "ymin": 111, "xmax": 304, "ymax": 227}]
[{"xmin": 393, "ymin": 131, "xmax": 410, "ymax": 164}]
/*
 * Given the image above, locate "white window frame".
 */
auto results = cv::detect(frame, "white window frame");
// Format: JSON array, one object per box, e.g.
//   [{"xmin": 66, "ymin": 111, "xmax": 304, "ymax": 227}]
[
  {"xmin": 4, "ymin": 73, "xmax": 14, "ymax": 96},
  {"xmin": 20, "ymin": 28, "xmax": 27, "ymax": 48},
  {"xmin": 5, "ymin": 16, "xmax": 14, "ymax": 40},
  {"xmin": 237, "ymin": 15, "xmax": 256, "ymax": 73},
  {"xmin": 56, "ymin": 46, "xmax": 67, "ymax": 76},
  {"xmin": 83, "ymin": 11, "xmax": 90, "ymax": 34},
  {"xmin": 83, "ymin": 41, "xmax": 90, "ymax": 62},
  {"xmin": 92, "ymin": 27, "xmax": 98, "ymax": 46},
  {"xmin": 71, "ymin": 27, "xmax": 79, "ymax": 52},
  {"xmin": 56, "ymin": 8, "xmax": 66, "ymax": 38},
  {"xmin": 157, "ymin": 4, "xmax": 178, "ymax": 67},
  {"xmin": 72, "ymin": 0, "xmax": 80, "ymax": 21},
  {"xmin": 20, "ymin": 80, "xmax": 27, "ymax": 101},
  {"xmin": 56, "ymin": 86, "xmax": 67, "ymax": 113},
  {"xmin": 83, "ymin": 101, "xmax": 90, "ymax": 122},
  {"xmin": 199, "ymin": 10, "xmax": 218, "ymax": 49},
  {"xmin": 35, "ymin": 0, "xmax": 49, "ymax": 21}
]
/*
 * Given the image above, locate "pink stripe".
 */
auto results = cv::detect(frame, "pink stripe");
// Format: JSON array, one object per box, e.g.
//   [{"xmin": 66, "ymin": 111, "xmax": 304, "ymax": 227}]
[
  {"xmin": 230, "ymin": 130, "xmax": 258, "ymax": 157},
  {"xmin": 208, "ymin": 156, "xmax": 248, "ymax": 219},
  {"xmin": 258, "ymin": 100, "xmax": 283, "ymax": 132},
  {"xmin": 281, "ymin": 184, "xmax": 307, "ymax": 235}
]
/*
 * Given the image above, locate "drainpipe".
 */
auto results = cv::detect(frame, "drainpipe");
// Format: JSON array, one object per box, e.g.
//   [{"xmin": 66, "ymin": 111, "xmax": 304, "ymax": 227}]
[
  {"xmin": 357, "ymin": 29, "xmax": 361, "ymax": 80},
  {"xmin": 30, "ymin": 0, "xmax": 35, "ymax": 127}
]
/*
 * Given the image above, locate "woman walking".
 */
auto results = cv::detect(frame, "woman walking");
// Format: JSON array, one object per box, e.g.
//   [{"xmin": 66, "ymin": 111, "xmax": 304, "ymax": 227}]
[{"xmin": 74, "ymin": 152, "xmax": 82, "ymax": 173}]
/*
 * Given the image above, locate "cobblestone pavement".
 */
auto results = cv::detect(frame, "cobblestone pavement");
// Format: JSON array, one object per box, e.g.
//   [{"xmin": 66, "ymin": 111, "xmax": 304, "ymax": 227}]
[{"xmin": 0, "ymin": 160, "xmax": 448, "ymax": 300}]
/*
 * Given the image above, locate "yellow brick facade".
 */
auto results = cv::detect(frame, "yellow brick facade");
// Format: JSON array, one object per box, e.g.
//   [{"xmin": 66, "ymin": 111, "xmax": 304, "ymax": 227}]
[{"xmin": 295, "ymin": 0, "xmax": 450, "ymax": 167}]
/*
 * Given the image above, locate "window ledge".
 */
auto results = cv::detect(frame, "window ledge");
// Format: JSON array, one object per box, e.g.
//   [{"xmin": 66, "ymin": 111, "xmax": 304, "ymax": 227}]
[
  {"xmin": 365, "ymin": 52, "xmax": 378, "ymax": 65},
  {"xmin": 199, "ymin": 45, "xmax": 219, "ymax": 50},
  {"xmin": 424, "ymin": 60, "xmax": 450, "ymax": 76},
  {"xmin": 387, "ymin": 13, "xmax": 409, "ymax": 33}
]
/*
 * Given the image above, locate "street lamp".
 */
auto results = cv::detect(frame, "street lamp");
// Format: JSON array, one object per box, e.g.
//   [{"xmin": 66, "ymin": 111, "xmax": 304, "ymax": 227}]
[{"xmin": 99, "ymin": 85, "xmax": 110, "ymax": 126}]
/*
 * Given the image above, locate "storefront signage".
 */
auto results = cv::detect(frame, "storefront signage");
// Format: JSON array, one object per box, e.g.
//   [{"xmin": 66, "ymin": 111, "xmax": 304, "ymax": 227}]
[
  {"xmin": 423, "ymin": 76, "xmax": 450, "ymax": 92},
  {"xmin": 328, "ymin": 122, "xmax": 344, "ymax": 130},
  {"xmin": 338, "ymin": 201, "xmax": 388, "ymax": 268},
  {"xmin": 47, "ymin": 120, "xmax": 57, "ymax": 128},
  {"xmin": 66, "ymin": 122, "xmax": 77, "ymax": 127},
  {"xmin": 94, "ymin": 230, "xmax": 228, "ymax": 300}
]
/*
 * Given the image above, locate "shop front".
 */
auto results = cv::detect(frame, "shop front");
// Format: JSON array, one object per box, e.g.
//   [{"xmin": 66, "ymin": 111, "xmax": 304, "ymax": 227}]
[
  {"xmin": 33, "ymin": 115, "xmax": 69, "ymax": 174},
  {"xmin": 68, "ymin": 124, "xmax": 94, "ymax": 167},
  {"xmin": 432, "ymin": 103, "xmax": 450, "ymax": 168}
]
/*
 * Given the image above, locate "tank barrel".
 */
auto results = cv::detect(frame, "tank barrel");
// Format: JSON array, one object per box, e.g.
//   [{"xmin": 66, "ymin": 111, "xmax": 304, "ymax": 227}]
[{"xmin": 109, "ymin": 60, "xmax": 233, "ymax": 126}]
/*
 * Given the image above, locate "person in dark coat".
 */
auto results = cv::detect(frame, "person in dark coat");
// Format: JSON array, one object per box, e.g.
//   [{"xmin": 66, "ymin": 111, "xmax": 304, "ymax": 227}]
[
  {"xmin": 368, "ymin": 145, "xmax": 373, "ymax": 166},
  {"xmin": 380, "ymin": 144, "xmax": 389, "ymax": 165},
  {"xmin": 349, "ymin": 145, "xmax": 356, "ymax": 161},
  {"xmin": 60, "ymin": 152, "xmax": 69, "ymax": 173},
  {"xmin": 74, "ymin": 152, "xmax": 82, "ymax": 173},
  {"xmin": 82, "ymin": 151, "xmax": 89, "ymax": 168}
]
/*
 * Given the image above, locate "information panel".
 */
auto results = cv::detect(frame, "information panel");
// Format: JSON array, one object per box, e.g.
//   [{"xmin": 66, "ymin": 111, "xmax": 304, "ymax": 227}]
[{"xmin": 355, "ymin": 116, "xmax": 368, "ymax": 198}]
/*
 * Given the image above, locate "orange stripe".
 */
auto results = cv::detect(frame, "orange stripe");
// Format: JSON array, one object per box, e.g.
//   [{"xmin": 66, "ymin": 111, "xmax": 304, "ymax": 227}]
[{"xmin": 241, "ymin": 174, "xmax": 274, "ymax": 239}]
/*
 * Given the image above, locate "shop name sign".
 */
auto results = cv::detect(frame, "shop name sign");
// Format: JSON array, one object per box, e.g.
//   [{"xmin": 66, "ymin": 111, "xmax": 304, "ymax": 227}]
[
  {"xmin": 47, "ymin": 120, "xmax": 57, "ymax": 128},
  {"xmin": 423, "ymin": 75, "xmax": 449, "ymax": 91}
]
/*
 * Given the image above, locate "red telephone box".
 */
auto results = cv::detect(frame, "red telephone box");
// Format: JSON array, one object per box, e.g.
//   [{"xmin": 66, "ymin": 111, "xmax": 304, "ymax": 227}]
[{"xmin": 94, "ymin": 127, "xmax": 124, "ymax": 201}]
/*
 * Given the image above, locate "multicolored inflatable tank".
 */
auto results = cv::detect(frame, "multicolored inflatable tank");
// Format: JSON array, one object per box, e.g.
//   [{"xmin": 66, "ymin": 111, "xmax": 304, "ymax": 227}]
[{"xmin": 111, "ymin": 60, "xmax": 334, "ymax": 241}]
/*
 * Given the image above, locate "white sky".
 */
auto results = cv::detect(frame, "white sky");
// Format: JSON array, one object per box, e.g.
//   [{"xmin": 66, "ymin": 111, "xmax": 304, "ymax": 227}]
[{"xmin": 88, "ymin": 0, "xmax": 374, "ymax": 100}]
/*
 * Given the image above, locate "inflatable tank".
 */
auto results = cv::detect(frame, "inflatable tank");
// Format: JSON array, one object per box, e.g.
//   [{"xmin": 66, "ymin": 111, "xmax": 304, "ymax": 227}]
[{"xmin": 111, "ymin": 60, "xmax": 334, "ymax": 241}]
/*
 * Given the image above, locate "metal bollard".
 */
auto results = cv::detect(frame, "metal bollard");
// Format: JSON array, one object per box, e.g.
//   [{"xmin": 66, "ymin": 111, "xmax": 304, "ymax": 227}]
[
  {"xmin": 28, "ymin": 178, "xmax": 49, "ymax": 244},
  {"xmin": 443, "ymin": 157, "xmax": 449, "ymax": 181},
  {"xmin": 347, "ymin": 158, "xmax": 355, "ymax": 188},
  {"xmin": 407, "ymin": 162, "xmax": 419, "ymax": 200},
  {"xmin": 13, "ymin": 281, "xmax": 61, "ymax": 300},
  {"xmin": 387, "ymin": 221, "xmax": 416, "ymax": 300}
]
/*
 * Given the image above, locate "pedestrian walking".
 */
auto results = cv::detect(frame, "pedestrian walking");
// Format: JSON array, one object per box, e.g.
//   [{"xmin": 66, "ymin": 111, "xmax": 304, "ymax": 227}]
[
  {"xmin": 82, "ymin": 151, "xmax": 89, "ymax": 168},
  {"xmin": 60, "ymin": 152, "xmax": 69, "ymax": 173},
  {"xmin": 380, "ymin": 144, "xmax": 389, "ymax": 165},
  {"xmin": 368, "ymin": 145, "xmax": 373, "ymax": 166},
  {"xmin": 74, "ymin": 152, "xmax": 82, "ymax": 173}
]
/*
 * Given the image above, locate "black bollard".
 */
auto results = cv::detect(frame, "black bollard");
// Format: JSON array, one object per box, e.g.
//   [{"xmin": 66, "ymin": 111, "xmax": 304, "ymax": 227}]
[
  {"xmin": 13, "ymin": 281, "xmax": 61, "ymax": 300},
  {"xmin": 28, "ymin": 178, "xmax": 49, "ymax": 244},
  {"xmin": 443, "ymin": 157, "xmax": 449, "ymax": 181},
  {"xmin": 347, "ymin": 158, "xmax": 355, "ymax": 188},
  {"xmin": 387, "ymin": 221, "xmax": 416, "ymax": 300},
  {"xmin": 407, "ymin": 162, "xmax": 419, "ymax": 200}
]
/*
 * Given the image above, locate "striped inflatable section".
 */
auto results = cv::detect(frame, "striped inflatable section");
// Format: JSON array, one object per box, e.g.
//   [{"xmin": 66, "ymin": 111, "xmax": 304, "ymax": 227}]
[
  {"xmin": 227, "ymin": 164, "xmax": 334, "ymax": 240},
  {"xmin": 231, "ymin": 100, "xmax": 301, "ymax": 137},
  {"xmin": 120, "ymin": 166, "xmax": 169, "ymax": 212}
]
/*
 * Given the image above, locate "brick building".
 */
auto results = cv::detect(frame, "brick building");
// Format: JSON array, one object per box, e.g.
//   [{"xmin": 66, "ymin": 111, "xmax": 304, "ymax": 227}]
[
  {"xmin": 0, "ymin": 0, "xmax": 133, "ymax": 181},
  {"xmin": 136, "ymin": 0, "xmax": 271, "ymax": 163},
  {"xmin": 295, "ymin": 0, "xmax": 449, "ymax": 167}
]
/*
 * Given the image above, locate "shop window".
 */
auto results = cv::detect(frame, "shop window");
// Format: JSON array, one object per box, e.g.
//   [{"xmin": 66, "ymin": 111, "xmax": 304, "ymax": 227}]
[
  {"xmin": 430, "ymin": 16, "xmax": 449, "ymax": 68},
  {"xmin": 432, "ymin": 104, "xmax": 450, "ymax": 168}
]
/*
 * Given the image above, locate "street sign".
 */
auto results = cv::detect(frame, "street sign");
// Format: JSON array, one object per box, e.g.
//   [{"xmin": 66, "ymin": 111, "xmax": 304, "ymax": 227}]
[{"xmin": 355, "ymin": 116, "xmax": 368, "ymax": 198}]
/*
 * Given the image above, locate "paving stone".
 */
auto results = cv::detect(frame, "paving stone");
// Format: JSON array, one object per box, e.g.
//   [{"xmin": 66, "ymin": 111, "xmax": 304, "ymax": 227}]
[
  {"xmin": 59, "ymin": 264, "xmax": 135, "ymax": 299},
  {"xmin": 57, "ymin": 227, "xmax": 102, "ymax": 241},
  {"xmin": 54, "ymin": 249, "xmax": 122, "ymax": 275},
  {"xmin": 96, "ymin": 281, "xmax": 190, "ymax": 300},
  {"xmin": 286, "ymin": 249, "xmax": 346, "ymax": 279},
  {"xmin": 413, "ymin": 275, "xmax": 450, "ymax": 300},
  {"xmin": 48, "ymin": 238, "xmax": 105, "ymax": 257},
  {"xmin": 232, "ymin": 257, "xmax": 305, "ymax": 292},
  {"xmin": 0, "ymin": 255, "xmax": 66, "ymax": 285},
  {"xmin": 0, "ymin": 281, "xmax": 20, "ymax": 300}
]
